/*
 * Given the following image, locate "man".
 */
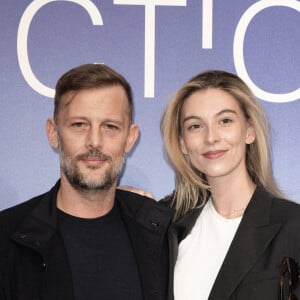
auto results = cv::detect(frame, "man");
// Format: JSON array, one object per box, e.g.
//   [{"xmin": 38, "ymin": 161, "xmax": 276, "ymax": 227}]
[{"xmin": 0, "ymin": 64, "xmax": 174, "ymax": 300}]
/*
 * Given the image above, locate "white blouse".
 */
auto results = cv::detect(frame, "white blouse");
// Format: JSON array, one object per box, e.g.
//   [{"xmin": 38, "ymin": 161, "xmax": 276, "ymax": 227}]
[{"xmin": 174, "ymin": 199, "xmax": 242, "ymax": 300}]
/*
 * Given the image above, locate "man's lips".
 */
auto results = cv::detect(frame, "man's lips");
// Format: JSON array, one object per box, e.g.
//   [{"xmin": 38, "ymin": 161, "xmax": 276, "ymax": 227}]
[
  {"xmin": 202, "ymin": 150, "xmax": 227, "ymax": 159},
  {"xmin": 83, "ymin": 157, "xmax": 106, "ymax": 161},
  {"xmin": 78, "ymin": 151, "xmax": 110, "ymax": 162},
  {"xmin": 81, "ymin": 157, "xmax": 107, "ymax": 165},
  {"xmin": 79, "ymin": 154, "xmax": 110, "ymax": 166},
  {"xmin": 79, "ymin": 157, "xmax": 107, "ymax": 169}
]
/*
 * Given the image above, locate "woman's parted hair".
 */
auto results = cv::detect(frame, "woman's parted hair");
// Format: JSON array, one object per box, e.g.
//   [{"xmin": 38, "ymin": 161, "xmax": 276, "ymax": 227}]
[
  {"xmin": 54, "ymin": 63, "xmax": 133, "ymax": 123},
  {"xmin": 161, "ymin": 70, "xmax": 283, "ymax": 220}
]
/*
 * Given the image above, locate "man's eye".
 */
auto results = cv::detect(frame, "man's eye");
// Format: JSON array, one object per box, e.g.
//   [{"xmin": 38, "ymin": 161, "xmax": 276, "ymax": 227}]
[
  {"xmin": 104, "ymin": 124, "xmax": 119, "ymax": 130},
  {"xmin": 71, "ymin": 122, "xmax": 86, "ymax": 128}
]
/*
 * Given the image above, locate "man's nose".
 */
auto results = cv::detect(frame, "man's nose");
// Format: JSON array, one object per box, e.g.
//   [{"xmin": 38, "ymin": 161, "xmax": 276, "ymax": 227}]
[{"xmin": 86, "ymin": 126, "xmax": 103, "ymax": 149}]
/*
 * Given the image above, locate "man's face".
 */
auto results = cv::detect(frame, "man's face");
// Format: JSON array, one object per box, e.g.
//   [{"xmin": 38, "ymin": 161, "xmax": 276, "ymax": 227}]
[{"xmin": 46, "ymin": 86, "xmax": 138, "ymax": 193}]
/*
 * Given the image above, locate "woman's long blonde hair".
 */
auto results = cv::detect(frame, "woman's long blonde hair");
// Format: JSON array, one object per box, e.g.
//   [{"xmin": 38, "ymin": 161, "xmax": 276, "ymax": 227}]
[{"xmin": 161, "ymin": 70, "xmax": 283, "ymax": 221}]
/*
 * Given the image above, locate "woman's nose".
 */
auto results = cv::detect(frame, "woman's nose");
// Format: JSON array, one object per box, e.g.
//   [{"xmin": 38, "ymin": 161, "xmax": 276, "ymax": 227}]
[{"xmin": 205, "ymin": 125, "xmax": 220, "ymax": 145}]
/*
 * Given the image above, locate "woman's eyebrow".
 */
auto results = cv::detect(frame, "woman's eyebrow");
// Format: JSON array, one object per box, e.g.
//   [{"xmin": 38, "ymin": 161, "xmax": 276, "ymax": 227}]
[
  {"xmin": 216, "ymin": 109, "xmax": 237, "ymax": 116},
  {"xmin": 182, "ymin": 115, "xmax": 202, "ymax": 123},
  {"xmin": 182, "ymin": 109, "xmax": 238, "ymax": 124}
]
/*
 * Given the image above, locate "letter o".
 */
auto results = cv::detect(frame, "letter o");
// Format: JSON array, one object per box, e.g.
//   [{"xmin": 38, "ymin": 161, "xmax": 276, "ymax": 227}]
[{"xmin": 233, "ymin": 0, "xmax": 300, "ymax": 102}]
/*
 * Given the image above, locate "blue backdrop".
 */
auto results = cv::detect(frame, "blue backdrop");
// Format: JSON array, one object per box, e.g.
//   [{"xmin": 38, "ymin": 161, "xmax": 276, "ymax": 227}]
[{"xmin": 1, "ymin": 0, "xmax": 299, "ymax": 209}]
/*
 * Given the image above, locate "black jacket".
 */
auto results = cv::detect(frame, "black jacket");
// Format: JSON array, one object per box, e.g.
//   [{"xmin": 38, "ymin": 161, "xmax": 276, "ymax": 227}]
[
  {"xmin": 0, "ymin": 181, "xmax": 174, "ymax": 300},
  {"xmin": 168, "ymin": 188, "xmax": 300, "ymax": 300}
]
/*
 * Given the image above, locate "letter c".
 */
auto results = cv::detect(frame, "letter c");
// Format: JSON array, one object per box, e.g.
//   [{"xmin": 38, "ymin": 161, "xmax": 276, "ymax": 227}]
[{"xmin": 17, "ymin": 0, "xmax": 103, "ymax": 98}]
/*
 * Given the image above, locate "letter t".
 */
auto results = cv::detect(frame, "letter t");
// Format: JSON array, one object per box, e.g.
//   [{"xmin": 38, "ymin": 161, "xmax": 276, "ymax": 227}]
[{"xmin": 114, "ymin": 0, "xmax": 186, "ymax": 98}]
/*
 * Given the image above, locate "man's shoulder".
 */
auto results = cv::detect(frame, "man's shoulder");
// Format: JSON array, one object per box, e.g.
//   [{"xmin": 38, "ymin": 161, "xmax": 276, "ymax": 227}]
[
  {"xmin": 0, "ymin": 190, "xmax": 51, "ymax": 237},
  {"xmin": 116, "ymin": 189, "xmax": 169, "ymax": 209},
  {"xmin": 1, "ymin": 191, "xmax": 48, "ymax": 215},
  {"xmin": 116, "ymin": 189, "xmax": 175, "ymax": 224}
]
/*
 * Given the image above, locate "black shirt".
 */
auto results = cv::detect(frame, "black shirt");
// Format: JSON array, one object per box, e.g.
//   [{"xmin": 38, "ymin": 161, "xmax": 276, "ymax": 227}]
[{"xmin": 58, "ymin": 203, "xmax": 143, "ymax": 300}]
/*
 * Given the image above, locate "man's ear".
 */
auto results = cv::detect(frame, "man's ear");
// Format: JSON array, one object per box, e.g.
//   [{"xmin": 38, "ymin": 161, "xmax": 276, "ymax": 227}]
[
  {"xmin": 46, "ymin": 118, "xmax": 59, "ymax": 149},
  {"xmin": 179, "ymin": 137, "xmax": 188, "ymax": 155},
  {"xmin": 246, "ymin": 124, "xmax": 256, "ymax": 145},
  {"xmin": 125, "ymin": 124, "xmax": 139, "ymax": 153}
]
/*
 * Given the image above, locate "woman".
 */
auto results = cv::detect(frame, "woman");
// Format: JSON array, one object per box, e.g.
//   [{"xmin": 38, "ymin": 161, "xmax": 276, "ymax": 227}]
[
  {"xmin": 162, "ymin": 70, "xmax": 300, "ymax": 300},
  {"xmin": 121, "ymin": 70, "xmax": 300, "ymax": 299}
]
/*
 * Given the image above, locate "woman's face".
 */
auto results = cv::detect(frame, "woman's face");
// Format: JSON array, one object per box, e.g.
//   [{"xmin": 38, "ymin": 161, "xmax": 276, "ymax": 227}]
[{"xmin": 180, "ymin": 88, "xmax": 255, "ymax": 183}]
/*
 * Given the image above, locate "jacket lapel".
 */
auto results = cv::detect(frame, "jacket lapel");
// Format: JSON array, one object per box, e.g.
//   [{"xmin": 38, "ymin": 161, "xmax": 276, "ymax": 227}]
[{"xmin": 209, "ymin": 189, "xmax": 282, "ymax": 300}]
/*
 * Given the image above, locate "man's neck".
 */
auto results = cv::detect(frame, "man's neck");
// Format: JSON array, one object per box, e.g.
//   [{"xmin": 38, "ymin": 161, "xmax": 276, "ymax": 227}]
[{"xmin": 57, "ymin": 177, "xmax": 116, "ymax": 219}]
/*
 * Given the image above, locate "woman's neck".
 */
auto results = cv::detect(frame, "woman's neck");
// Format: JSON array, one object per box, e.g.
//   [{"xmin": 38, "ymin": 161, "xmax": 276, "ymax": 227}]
[{"xmin": 208, "ymin": 174, "xmax": 256, "ymax": 219}]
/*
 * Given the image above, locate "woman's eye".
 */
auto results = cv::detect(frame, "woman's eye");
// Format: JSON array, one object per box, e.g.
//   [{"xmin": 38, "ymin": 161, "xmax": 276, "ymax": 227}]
[
  {"xmin": 220, "ymin": 118, "xmax": 232, "ymax": 125},
  {"xmin": 187, "ymin": 124, "xmax": 202, "ymax": 131}
]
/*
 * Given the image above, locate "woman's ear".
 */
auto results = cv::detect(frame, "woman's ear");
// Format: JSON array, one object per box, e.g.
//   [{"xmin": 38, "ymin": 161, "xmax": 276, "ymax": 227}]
[
  {"xmin": 179, "ymin": 137, "xmax": 188, "ymax": 155},
  {"xmin": 46, "ymin": 118, "xmax": 59, "ymax": 149},
  {"xmin": 246, "ymin": 124, "xmax": 256, "ymax": 145}
]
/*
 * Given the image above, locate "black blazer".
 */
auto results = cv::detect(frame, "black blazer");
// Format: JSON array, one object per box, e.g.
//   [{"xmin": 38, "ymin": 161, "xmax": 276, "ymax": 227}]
[
  {"xmin": 0, "ymin": 181, "xmax": 174, "ymax": 300},
  {"xmin": 168, "ymin": 188, "xmax": 300, "ymax": 299}
]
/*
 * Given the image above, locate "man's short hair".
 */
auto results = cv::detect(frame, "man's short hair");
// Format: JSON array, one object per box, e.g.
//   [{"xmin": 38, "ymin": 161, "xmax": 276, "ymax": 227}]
[{"xmin": 54, "ymin": 63, "xmax": 133, "ymax": 122}]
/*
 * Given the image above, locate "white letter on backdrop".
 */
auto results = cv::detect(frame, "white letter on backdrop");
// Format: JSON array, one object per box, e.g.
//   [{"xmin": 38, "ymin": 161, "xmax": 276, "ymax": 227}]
[
  {"xmin": 202, "ymin": 0, "xmax": 213, "ymax": 49},
  {"xmin": 114, "ymin": 0, "xmax": 186, "ymax": 98},
  {"xmin": 234, "ymin": 0, "xmax": 300, "ymax": 102},
  {"xmin": 17, "ymin": 0, "xmax": 103, "ymax": 98}
]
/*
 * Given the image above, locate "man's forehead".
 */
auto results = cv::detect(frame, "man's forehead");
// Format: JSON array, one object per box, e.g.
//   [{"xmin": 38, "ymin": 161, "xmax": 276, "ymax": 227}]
[
  {"xmin": 60, "ymin": 86, "xmax": 129, "ymax": 106},
  {"xmin": 57, "ymin": 88, "xmax": 131, "ymax": 122}
]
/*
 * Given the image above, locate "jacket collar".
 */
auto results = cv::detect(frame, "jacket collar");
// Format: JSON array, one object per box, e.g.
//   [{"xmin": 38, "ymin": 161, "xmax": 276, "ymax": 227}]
[
  {"xmin": 208, "ymin": 188, "xmax": 282, "ymax": 299},
  {"xmin": 12, "ymin": 181, "xmax": 60, "ymax": 259}
]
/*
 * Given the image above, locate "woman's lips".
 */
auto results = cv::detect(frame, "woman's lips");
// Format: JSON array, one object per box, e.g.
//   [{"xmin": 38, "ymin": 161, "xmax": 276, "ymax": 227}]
[{"xmin": 202, "ymin": 150, "xmax": 227, "ymax": 159}]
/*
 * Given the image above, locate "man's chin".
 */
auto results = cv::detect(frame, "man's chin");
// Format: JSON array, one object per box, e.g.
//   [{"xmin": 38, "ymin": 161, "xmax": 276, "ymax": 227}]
[
  {"xmin": 72, "ymin": 173, "xmax": 117, "ymax": 192},
  {"xmin": 71, "ymin": 180, "xmax": 111, "ymax": 192}
]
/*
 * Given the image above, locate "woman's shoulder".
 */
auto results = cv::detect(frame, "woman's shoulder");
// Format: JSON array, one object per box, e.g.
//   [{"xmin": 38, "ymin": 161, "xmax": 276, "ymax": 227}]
[
  {"xmin": 266, "ymin": 192, "xmax": 300, "ymax": 223},
  {"xmin": 269, "ymin": 193, "xmax": 300, "ymax": 210},
  {"xmin": 255, "ymin": 187, "xmax": 299, "ymax": 209}
]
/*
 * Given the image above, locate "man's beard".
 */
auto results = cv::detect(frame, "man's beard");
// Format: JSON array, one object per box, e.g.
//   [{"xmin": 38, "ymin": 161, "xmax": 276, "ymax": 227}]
[{"xmin": 59, "ymin": 147, "xmax": 125, "ymax": 194}]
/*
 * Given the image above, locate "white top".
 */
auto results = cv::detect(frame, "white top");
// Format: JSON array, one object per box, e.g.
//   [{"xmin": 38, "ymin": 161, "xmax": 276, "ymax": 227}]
[{"xmin": 174, "ymin": 199, "xmax": 242, "ymax": 300}]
